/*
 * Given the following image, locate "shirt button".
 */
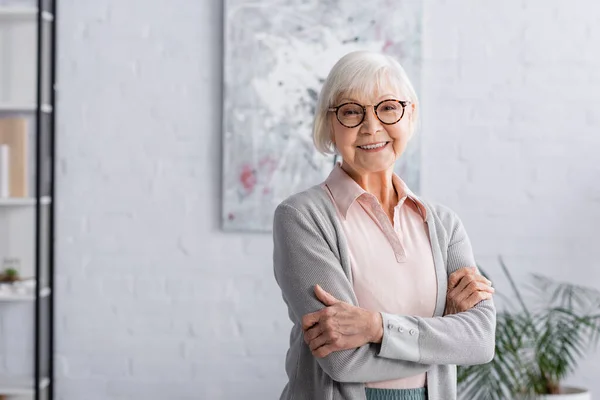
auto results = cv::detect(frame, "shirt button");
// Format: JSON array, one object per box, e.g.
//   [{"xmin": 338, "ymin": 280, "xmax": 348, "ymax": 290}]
[
  {"xmin": 388, "ymin": 324, "xmax": 394, "ymax": 330},
  {"xmin": 398, "ymin": 327, "xmax": 404, "ymax": 333},
  {"xmin": 409, "ymin": 329, "xmax": 417, "ymax": 336}
]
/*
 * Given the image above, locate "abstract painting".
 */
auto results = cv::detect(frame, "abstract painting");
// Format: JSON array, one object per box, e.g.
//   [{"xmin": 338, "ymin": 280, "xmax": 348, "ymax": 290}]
[{"xmin": 222, "ymin": 0, "xmax": 423, "ymax": 231}]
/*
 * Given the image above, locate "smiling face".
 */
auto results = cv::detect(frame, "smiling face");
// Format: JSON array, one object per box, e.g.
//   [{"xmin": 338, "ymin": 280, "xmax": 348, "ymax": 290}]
[{"xmin": 330, "ymin": 90, "xmax": 415, "ymax": 177}]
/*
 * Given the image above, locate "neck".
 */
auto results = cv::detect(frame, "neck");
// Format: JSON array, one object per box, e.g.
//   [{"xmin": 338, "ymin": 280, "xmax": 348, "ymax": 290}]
[{"xmin": 340, "ymin": 162, "xmax": 398, "ymax": 209}]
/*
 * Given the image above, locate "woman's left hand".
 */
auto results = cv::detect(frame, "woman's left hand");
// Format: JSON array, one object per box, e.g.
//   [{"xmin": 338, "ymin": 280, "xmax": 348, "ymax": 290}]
[
  {"xmin": 445, "ymin": 267, "xmax": 494, "ymax": 315},
  {"xmin": 302, "ymin": 285, "xmax": 383, "ymax": 358}
]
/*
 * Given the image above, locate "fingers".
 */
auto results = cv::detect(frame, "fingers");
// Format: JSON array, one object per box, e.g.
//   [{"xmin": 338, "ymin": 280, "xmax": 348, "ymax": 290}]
[
  {"xmin": 448, "ymin": 267, "xmax": 477, "ymax": 289},
  {"xmin": 447, "ymin": 274, "xmax": 475, "ymax": 300},
  {"xmin": 314, "ymin": 284, "xmax": 339, "ymax": 306},
  {"xmin": 302, "ymin": 311, "xmax": 321, "ymax": 331},
  {"xmin": 303, "ymin": 322, "xmax": 341, "ymax": 358},
  {"xmin": 308, "ymin": 331, "xmax": 329, "ymax": 352},
  {"xmin": 311, "ymin": 330, "xmax": 343, "ymax": 358},
  {"xmin": 448, "ymin": 273, "xmax": 492, "ymax": 299},
  {"xmin": 452, "ymin": 274, "xmax": 494, "ymax": 297},
  {"xmin": 451, "ymin": 277, "xmax": 494, "ymax": 306},
  {"xmin": 448, "ymin": 266, "xmax": 492, "ymax": 288},
  {"xmin": 453, "ymin": 286, "xmax": 491, "ymax": 307},
  {"xmin": 462, "ymin": 290, "xmax": 493, "ymax": 311},
  {"xmin": 446, "ymin": 268, "xmax": 494, "ymax": 314},
  {"xmin": 313, "ymin": 344, "xmax": 335, "ymax": 358},
  {"xmin": 304, "ymin": 323, "xmax": 323, "ymax": 343}
]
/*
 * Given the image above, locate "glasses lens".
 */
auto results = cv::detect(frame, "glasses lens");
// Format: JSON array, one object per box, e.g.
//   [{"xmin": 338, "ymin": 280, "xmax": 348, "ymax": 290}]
[
  {"xmin": 376, "ymin": 100, "xmax": 404, "ymax": 124},
  {"xmin": 337, "ymin": 104, "xmax": 364, "ymax": 127}
]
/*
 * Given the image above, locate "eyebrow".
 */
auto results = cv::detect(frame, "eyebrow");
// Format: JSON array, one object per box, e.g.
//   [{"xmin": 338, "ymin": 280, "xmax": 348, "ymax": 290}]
[{"xmin": 337, "ymin": 94, "xmax": 400, "ymax": 104}]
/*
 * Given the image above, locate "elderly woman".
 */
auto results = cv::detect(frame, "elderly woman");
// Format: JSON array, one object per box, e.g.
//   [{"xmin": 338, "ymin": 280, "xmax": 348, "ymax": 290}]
[{"xmin": 273, "ymin": 51, "xmax": 496, "ymax": 400}]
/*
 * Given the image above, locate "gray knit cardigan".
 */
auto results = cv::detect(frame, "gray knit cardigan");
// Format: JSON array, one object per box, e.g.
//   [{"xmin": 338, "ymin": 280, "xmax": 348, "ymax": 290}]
[{"xmin": 272, "ymin": 184, "xmax": 496, "ymax": 400}]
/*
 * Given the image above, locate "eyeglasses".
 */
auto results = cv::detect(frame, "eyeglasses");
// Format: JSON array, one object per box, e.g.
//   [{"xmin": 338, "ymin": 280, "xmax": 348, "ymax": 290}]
[{"xmin": 328, "ymin": 99, "xmax": 411, "ymax": 128}]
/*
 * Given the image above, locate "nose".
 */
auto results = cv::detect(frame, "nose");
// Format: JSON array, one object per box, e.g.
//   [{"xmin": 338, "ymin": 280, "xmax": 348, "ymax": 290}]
[{"xmin": 359, "ymin": 106, "xmax": 382, "ymax": 134}]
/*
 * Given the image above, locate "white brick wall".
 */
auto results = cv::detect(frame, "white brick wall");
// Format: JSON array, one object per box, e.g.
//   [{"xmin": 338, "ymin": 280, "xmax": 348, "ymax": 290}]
[
  {"xmin": 49, "ymin": 0, "xmax": 600, "ymax": 399},
  {"xmin": 421, "ymin": 0, "xmax": 600, "ymax": 394}
]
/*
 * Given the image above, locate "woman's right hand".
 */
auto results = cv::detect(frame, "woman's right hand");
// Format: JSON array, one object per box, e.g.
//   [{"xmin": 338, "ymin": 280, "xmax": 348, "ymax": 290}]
[{"xmin": 445, "ymin": 267, "xmax": 494, "ymax": 315}]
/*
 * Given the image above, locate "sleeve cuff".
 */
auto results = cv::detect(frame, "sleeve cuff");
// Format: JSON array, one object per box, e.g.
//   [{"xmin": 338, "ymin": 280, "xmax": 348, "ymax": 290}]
[{"xmin": 377, "ymin": 312, "xmax": 421, "ymax": 362}]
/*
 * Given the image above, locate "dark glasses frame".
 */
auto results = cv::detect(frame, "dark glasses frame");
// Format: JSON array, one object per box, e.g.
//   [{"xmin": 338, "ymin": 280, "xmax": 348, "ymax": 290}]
[{"xmin": 328, "ymin": 99, "xmax": 412, "ymax": 128}]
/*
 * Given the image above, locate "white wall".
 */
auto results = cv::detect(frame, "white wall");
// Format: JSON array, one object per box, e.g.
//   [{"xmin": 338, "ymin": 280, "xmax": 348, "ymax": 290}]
[
  {"xmin": 53, "ymin": 0, "xmax": 600, "ymax": 399},
  {"xmin": 421, "ymin": 0, "xmax": 600, "ymax": 393}
]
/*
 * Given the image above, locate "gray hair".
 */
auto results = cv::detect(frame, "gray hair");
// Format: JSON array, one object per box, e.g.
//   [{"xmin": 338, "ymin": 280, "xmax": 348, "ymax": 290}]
[{"xmin": 312, "ymin": 51, "xmax": 420, "ymax": 155}]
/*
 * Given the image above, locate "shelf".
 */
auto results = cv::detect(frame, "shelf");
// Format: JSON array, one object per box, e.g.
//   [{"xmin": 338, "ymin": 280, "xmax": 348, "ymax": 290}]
[
  {"xmin": 0, "ymin": 196, "xmax": 51, "ymax": 206},
  {"xmin": 0, "ymin": 3, "xmax": 55, "ymax": 398},
  {"xmin": 0, "ymin": 376, "xmax": 50, "ymax": 395},
  {"xmin": 0, "ymin": 7, "xmax": 53, "ymax": 21},
  {"xmin": 0, "ymin": 103, "xmax": 53, "ymax": 113},
  {"xmin": 1, "ymin": 3, "xmax": 56, "ymax": 397},
  {"xmin": 0, "ymin": 287, "xmax": 51, "ymax": 302}
]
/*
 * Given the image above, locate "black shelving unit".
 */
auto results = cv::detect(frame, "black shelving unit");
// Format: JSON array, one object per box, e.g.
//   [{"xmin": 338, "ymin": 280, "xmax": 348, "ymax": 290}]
[{"xmin": 0, "ymin": 0, "xmax": 56, "ymax": 399}]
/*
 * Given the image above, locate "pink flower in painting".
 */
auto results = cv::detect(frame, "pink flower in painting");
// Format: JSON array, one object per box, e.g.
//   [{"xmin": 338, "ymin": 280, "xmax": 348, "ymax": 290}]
[{"xmin": 240, "ymin": 164, "xmax": 257, "ymax": 193}]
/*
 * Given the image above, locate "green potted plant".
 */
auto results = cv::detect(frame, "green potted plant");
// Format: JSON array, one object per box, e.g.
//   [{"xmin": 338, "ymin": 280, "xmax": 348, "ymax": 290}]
[
  {"xmin": 0, "ymin": 267, "xmax": 20, "ymax": 283},
  {"xmin": 458, "ymin": 256, "xmax": 600, "ymax": 400}
]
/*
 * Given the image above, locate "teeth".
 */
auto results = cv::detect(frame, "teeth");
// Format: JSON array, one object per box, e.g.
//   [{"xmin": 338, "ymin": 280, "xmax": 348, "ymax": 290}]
[{"xmin": 359, "ymin": 142, "xmax": 387, "ymax": 150}]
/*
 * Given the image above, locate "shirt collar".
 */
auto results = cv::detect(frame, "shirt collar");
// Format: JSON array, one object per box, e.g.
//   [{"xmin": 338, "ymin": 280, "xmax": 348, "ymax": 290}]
[{"xmin": 324, "ymin": 163, "xmax": 428, "ymax": 221}]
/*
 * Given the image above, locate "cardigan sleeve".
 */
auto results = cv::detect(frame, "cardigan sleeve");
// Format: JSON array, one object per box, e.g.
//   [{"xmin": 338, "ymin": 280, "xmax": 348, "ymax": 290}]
[
  {"xmin": 273, "ymin": 203, "xmax": 431, "ymax": 383},
  {"xmin": 377, "ymin": 211, "xmax": 496, "ymax": 365}
]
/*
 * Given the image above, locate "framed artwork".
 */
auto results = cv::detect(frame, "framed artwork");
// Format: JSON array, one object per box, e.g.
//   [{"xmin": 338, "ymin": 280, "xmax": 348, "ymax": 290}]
[{"xmin": 222, "ymin": 0, "xmax": 423, "ymax": 231}]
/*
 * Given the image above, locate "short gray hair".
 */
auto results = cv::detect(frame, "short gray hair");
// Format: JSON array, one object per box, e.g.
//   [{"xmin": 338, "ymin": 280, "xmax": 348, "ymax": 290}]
[{"xmin": 312, "ymin": 51, "xmax": 420, "ymax": 155}]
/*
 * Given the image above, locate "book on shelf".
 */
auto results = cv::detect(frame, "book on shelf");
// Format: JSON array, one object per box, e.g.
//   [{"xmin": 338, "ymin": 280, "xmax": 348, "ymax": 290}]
[
  {"xmin": 0, "ymin": 144, "xmax": 8, "ymax": 197},
  {"xmin": 0, "ymin": 118, "xmax": 28, "ymax": 197}
]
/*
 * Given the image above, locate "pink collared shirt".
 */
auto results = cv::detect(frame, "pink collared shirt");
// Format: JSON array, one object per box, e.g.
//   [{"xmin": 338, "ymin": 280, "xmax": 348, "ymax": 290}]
[{"xmin": 321, "ymin": 164, "xmax": 438, "ymax": 389}]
